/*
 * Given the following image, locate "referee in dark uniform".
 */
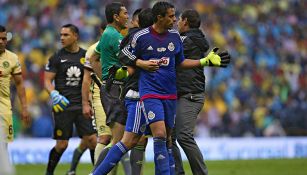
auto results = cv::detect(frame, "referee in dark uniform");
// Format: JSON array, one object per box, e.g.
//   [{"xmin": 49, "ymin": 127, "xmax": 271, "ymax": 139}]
[{"xmin": 44, "ymin": 24, "xmax": 96, "ymax": 175}]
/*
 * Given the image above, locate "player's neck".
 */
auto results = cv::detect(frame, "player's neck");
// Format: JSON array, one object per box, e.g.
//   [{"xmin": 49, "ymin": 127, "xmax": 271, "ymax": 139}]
[
  {"xmin": 152, "ymin": 23, "xmax": 168, "ymax": 34},
  {"xmin": 109, "ymin": 23, "xmax": 122, "ymax": 33},
  {"xmin": 64, "ymin": 44, "xmax": 79, "ymax": 53},
  {"xmin": 0, "ymin": 49, "xmax": 5, "ymax": 55}
]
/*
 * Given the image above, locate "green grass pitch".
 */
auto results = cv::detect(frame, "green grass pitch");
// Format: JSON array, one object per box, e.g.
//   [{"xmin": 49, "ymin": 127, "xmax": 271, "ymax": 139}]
[{"xmin": 15, "ymin": 158, "xmax": 307, "ymax": 175}]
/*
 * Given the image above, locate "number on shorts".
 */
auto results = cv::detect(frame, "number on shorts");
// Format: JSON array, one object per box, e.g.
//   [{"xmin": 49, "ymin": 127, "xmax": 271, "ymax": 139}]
[{"xmin": 8, "ymin": 125, "xmax": 13, "ymax": 134}]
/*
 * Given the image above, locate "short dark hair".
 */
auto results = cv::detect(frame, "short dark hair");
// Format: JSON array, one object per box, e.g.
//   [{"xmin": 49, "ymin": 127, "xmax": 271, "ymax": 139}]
[
  {"xmin": 0, "ymin": 25, "xmax": 6, "ymax": 32},
  {"xmin": 138, "ymin": 8, "xmax": 153, "ymax": 28},
  {"xmin": 105, "ymin": 2, "xmax": 125, "ymax": 23},
  {"xmin": 132, "ymin": 8, "xmax": 142, "ymax": 21},
  {"xmin": 100, "ymin": 21, "xmax": 107, "ymax": 30},
  {"xmin": 181, "ymin": 9, "xmax": 201, "ymax": 28},
  {"xmin": 152, "ymin": 1, "xmax": 174, "ymax": 23},
  {"xmin": 62, "ymin": 23, "xmax": 79, "ymax": 35}
]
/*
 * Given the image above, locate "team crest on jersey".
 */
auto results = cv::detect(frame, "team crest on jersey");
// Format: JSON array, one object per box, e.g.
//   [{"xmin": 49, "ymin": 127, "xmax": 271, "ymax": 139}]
[
  {"xmin": 148, "ymin": 111, "xmax": 155, "ymax": 120},
  {"xmin": 2, "ymin": 61, "xmax": 9, "ymax": 68},
  {"xmin": 56, "ymin": 129, "xmax": 63, "ymax": 136},
  {"xmin": 80, "ymin": 57, "xmax": 85, "ymax": 65},
  {"xmin": 168, "ymin": 42, "xmax": 175, "ymax": 51},
  {"xmin": 66, "ymin": 66, "xmax": 81, "ymax": 86}
]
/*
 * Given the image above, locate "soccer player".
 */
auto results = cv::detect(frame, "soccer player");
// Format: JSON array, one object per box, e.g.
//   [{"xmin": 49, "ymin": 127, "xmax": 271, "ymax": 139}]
[
  {"xmin": 83, "ymin": 22, "xmax": 131, "ymax": 175},
  {"xmin": 0, "ymin": 25, "xmax": 29, "ymax": 144},
  {"xmin": 172, "ymin": 9, "xmax": 212, "ymax": 175},
  {"xmin": 0, "ymin": 125, "xmax": 14, "ymax": 175},
  {"xmin": 120, "ymin": 2, "xmax": 230, "ymax": 175},
  {"xmin": 44, "ymin": 24, "xmax": 96, "ymax": 175},
  {"xmin": 89, "ymin": 2, "xmax": 131, "ymax": 174},
  {"xmin": 92, "ymin": 8, "xmax": 156, "ymax": 175},
  {"xmin": 65, "ymin": 22, "xmax": 108, "ymax": 175}
]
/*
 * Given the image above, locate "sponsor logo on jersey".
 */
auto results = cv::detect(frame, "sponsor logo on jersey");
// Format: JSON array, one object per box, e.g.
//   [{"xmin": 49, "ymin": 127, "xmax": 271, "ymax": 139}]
[
  {"xmin": 168, "ymin": 42, "xmax": 175, "ymax": 51},
  {"xmin": 66, "ymin": 66, "xmax": 81, "ymax": 86},
  {"xmin": 60, "ymin": 59, "xmax": 67, "ymax": 63},
  {"xmin": 157, "ymin": 47, "xmax": 166, "ymax": 52},
  {"xmin": 149, "ymin": 57, "xmax": 170, "ymax": 66},
  {"xmin": 148, "ymin": 111, "xmax": 155, "ymax": 120}
]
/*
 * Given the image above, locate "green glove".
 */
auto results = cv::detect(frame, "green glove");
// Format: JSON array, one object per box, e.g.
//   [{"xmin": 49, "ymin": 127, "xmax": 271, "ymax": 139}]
[
  {"xmin": 114, "ymin": 66, "xmax": 129, "ymax": 80},
  {"xmin": 200, "ymin": 47, "xmax": 231, "ymax": 67}
]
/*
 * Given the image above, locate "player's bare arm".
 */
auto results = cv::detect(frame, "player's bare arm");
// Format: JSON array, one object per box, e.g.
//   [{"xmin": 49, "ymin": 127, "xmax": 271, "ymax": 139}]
[
  {"xmin": 44, "ymin": 71, "xmax": 56, "ymax": 94},
  {"xmin": 90, "ymin": 57, "xmax": 102, "ymax": 80},
  {"xmin": 13, "ymin": 73, "xmax": 30, "ymax": 125},
  {"xmin": 89, "ymin": 51, "xmax": 101, "ymax": 77},
  {"xmin": 81, "ymin": 68, "xmax": 93, "ymax": 118}
]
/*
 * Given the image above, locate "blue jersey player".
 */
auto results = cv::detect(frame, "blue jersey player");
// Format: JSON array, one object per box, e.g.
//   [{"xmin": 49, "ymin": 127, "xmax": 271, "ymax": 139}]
[
  {"xmin": 130, "ymin": 2, "xmax": 230, "ymax": 175},
  {"xmin": 92, "ymin": 1, "xmax": 230, "ymax": 175}
]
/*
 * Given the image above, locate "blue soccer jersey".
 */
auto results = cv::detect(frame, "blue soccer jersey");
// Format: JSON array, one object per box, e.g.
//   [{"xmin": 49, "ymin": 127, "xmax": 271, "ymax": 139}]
[{"xmin": 123, "ymin": 27, "xmax": 185, "ymax": 100}]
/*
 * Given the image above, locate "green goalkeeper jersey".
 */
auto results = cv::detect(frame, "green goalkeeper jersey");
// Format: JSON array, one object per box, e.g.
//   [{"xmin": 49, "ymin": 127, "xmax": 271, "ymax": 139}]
[{"xmin": 95, "ymin": 25, "xmax": 123, "ymax": 80}]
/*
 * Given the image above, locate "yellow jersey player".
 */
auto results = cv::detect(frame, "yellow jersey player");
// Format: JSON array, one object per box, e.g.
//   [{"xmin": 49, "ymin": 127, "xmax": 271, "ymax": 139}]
[{"xmin": 0, "ymin": 25, "xmax": 29, "ymax": 143}]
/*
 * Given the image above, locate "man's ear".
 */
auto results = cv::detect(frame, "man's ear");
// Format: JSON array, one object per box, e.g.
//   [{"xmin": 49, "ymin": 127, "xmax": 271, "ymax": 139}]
[
  {"xmin": 114, "ymin": 14, "xmax": 120, "ymax": 22},
  {"xmin": 157, "ymin": 15, "xmax": 163, "ymax": 22}
]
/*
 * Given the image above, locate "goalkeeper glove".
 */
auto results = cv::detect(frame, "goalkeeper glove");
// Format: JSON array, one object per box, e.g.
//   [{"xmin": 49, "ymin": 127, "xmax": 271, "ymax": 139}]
[
  {"xmin": 50, "ymin": 90, "xmax": 70, "ymax": 113},
  {"xmin": 200, "ymin": 47, "xmax": 231, "ymax": 67},
  {"xmin": 114, "ymin": 66, "xmax": 129, "ymax": 80}
]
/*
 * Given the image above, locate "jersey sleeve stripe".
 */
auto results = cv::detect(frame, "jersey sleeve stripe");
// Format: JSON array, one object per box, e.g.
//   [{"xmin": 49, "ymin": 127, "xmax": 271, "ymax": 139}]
[
  {"xmin": 131, "ymin": 28, "xmax": 149, "ymax": 46},
  {"xmin": 122, "ymin": 46, "xmax": 137, "ymax": 60}
]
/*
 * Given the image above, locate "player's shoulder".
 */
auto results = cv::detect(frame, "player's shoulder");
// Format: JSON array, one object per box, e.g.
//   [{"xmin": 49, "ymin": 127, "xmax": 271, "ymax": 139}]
[
  {"xmin": 3, "ymin": 49, "xmax": 18, "ymax": 60},
  {"xmin": 104, "ymin": 25, "xmax": 121, "ymax": 37},
  {"xmin": 131, "ymin": 27, "xmax": 150, "ymax": 46},
  {"xmin": 86, "ymin": 42, "xmax": 99, "ymax": 55},
  {"xmin": 168, "ymin": 29, "xmax": 181, "ymax": 38},
  {"xmin": 79, "ymin": 47, "xmax": 86, "ymax": 55}
]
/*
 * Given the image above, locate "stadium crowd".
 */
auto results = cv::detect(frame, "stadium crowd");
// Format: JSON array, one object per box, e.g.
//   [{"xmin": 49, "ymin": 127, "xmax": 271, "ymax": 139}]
[{"xmin": 0, "ymin": 0, "xmax": 306, "ymax": 138}]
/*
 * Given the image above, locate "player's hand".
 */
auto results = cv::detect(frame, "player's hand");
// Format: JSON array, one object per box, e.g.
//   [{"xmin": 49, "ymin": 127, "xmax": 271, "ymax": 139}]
[
  {"xmin": 114, "ymin": 66, "xmax": 129, "ymax": 80},
  {"xmin": 50, "ymin": 90, "xmax": 70, "ymax": 113},
  {"xmin": 200, "ymin": 48, "xmax": 231, "ymax": 67},
  {"xmin": 136, "ymin": 59, "xmax": 159, "ymax": 72},
  {"xmin": 82, "ymin": 103, "xmax": 93, "ymax": 119},
  {"xmin": 21, "ymin": 107, "xmax": 30, "ymax": 126}
]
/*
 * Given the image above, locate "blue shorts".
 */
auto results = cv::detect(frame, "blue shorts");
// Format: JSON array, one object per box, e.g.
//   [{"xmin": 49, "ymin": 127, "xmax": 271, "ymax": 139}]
[
  {"xmin": 142, "ymin": 98, "xmax": 176, "ymax": 128},
  {"xmin": 125, "ymin": 99, "xmax": 148, "ymax": 135}
]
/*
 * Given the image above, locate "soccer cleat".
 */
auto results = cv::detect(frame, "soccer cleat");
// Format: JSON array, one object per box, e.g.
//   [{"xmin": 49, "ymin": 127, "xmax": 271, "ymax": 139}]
[{"xmin": 66, "ymin": 170, "xmax": 76, "ymax": 175}]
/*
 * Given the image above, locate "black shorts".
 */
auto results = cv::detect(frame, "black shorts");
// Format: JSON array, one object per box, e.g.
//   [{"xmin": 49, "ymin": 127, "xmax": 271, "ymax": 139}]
[
  {"xmin": 100, "ymin": 82, "xmax": 127, "ymax": 126},
  {"xmin": 52, "ymin": 109, "xmax": 96, "ymax": 140}
]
